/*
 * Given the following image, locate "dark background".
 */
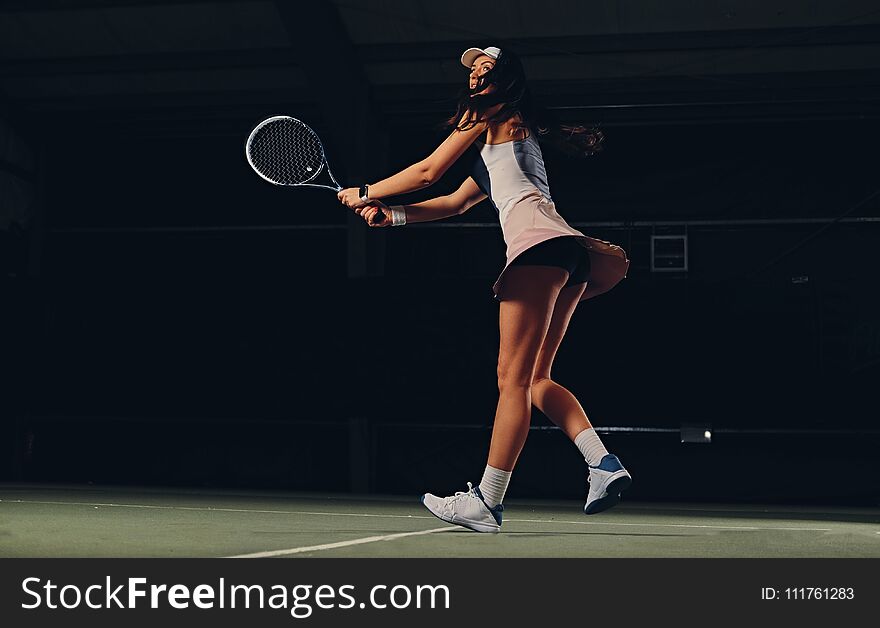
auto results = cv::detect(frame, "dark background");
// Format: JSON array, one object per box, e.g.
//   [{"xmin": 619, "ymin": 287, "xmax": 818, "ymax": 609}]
[{"xmin": 1, "ymin": 0, "xmax": 878, "ymax": 505}]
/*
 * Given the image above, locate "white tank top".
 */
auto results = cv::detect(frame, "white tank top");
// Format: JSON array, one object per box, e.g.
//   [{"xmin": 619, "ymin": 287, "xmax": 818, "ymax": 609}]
[
  {"xmin": 470, "ymin": 132, "xmax": 630, "ymax": 303},
  {"xmin": 472, "ymin": 133, "xmax": 552, "ymax": 216},
  {"xmin": 471, "ymin": 132, "xmax": 585, "ymax": 259}
]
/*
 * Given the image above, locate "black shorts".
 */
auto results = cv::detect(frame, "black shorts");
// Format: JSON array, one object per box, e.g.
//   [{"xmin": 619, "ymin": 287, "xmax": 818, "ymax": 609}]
[{"xmin": 508, "ymin": 236, "xmax": 591, "ymax": 287}]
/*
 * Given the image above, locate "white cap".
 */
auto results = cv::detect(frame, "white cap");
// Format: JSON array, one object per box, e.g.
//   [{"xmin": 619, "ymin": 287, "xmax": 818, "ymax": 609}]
[{"xmin": 460, "ymin": 46, "xmax": 501, "ymax": 68}]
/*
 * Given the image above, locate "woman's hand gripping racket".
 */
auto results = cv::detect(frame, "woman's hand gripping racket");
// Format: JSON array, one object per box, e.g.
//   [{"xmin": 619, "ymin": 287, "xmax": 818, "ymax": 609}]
[
  {"xmin": 354, "ymin": 200, "xmax": 393, "ymax": 228},
  {"xmin": 245, "ymin": 116, "xmax": 386, "ymax": 224}
]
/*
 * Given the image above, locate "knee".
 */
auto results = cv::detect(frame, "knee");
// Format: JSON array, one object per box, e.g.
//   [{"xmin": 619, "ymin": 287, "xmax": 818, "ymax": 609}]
[
  {"xmin": 530, "ymin": 375, "xmax": 552, "ymax": 389},
  {"xmin": 496, "ymin": 368, "xmax": 534, "ymax": 393}
]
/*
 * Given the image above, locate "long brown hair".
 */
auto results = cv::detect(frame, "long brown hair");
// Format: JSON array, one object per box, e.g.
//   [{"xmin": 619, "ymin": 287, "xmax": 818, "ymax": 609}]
[{"xmin": 444, "ymin": 47, "xmax": 605, "ymax": 157}]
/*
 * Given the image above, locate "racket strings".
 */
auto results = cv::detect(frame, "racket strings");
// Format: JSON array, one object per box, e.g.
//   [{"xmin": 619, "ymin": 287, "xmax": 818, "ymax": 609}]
[{"xmin": 247, "ymin": 119, "xmax": 325, "ymax": 185}]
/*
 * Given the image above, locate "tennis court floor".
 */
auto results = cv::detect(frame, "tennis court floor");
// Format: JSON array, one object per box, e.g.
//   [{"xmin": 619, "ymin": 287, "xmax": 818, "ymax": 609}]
[{"xmin": 2, "ymin": 484, "xmax": 878, "ymax": 558}]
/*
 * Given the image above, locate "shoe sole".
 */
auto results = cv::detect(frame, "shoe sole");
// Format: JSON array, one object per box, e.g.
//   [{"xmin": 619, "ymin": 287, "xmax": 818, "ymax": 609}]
[
  {"xmin": 583, "ymin": 474, "xmax": 632, "ymax": 515},
  {"xmin": 420, "ymin": 495, "xmax": 501, "ymax": 533}
]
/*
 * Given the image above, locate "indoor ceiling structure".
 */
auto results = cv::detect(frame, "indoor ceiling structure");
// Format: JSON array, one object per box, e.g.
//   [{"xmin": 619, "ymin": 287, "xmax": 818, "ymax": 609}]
[{"xmin": 0, "ymin": 0, "xmax": 878, "ymax": 131}]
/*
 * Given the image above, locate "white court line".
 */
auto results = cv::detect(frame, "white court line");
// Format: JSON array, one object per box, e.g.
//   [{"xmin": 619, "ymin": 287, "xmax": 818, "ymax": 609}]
[
  {"xmin": 0, "ymin": 499, "xmax": 838, "ymax": 532},
  {"xmin": 510, "ymin": 517, "xmax": 833, "ymax": 532},
  {"xmin": 0, "ymin": 499, "xmax": 426, "ymax": 520},
  {"xmin": 228, "ymin": 527, "xmax": 456, "ymax": 558}
]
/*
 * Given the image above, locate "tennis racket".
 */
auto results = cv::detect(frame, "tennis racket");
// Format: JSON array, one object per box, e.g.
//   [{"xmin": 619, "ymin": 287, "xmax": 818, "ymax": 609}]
[{"xmin": 245, "ymin": 116, "xmax": 386, "ymax": 224}]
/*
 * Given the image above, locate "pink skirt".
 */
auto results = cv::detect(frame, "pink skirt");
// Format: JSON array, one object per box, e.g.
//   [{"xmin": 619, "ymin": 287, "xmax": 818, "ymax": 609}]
[{"xmin": 492, "ymin": 195, "xmax": 630, "ymax": 302}]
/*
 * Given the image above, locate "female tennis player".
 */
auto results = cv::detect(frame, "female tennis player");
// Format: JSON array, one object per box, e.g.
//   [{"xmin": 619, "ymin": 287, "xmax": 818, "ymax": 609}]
[{"xmin": 338, "ymin": 46, "xmax": 631, "ymax": 533}]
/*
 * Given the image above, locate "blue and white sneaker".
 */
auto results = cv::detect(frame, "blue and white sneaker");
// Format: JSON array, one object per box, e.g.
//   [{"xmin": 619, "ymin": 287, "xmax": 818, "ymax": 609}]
[
  {"xmin": 584, "ymin": 454, "xmax": 632, "ymax": 515},
  {"xmin": 421, "ymin": 482, "xmax": 503, "ymax": 533}
]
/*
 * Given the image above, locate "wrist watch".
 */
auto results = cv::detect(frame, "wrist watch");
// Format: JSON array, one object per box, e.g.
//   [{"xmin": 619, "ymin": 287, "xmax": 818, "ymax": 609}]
[{"xmin": 359, "ymin": 184, "xmax": 370, "ymax": 203}]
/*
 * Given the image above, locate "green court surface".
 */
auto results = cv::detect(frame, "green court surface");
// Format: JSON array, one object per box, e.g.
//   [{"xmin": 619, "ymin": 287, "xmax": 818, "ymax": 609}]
[{"xmin": 1, "ymin": 484, "xmax": 878, "ymax": 558}]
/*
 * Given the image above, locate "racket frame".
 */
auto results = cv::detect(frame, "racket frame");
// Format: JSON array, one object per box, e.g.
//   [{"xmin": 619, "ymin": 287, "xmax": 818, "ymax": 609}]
[{"xmin": 245, "ymin": 115, "xmax": 343, "ymax": 191}]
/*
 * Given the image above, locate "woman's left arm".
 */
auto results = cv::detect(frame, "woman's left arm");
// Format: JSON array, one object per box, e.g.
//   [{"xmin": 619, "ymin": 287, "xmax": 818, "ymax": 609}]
[{"xmin": 338, "ymin": 119, "xmax": 489, "ymax": 208}]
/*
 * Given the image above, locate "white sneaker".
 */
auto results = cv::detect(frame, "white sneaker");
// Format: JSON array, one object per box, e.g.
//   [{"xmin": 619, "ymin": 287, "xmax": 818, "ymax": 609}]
[
  {"xmin": 421, "ymin": 482, "xmax": 503, "ymax": 533},
  {"xmin": 584, "ymin": 454, "xmax": 632, "ymax": 515}
]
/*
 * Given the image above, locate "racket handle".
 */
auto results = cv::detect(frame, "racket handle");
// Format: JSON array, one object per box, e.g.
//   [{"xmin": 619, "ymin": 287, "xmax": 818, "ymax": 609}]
[{"xmin": 370, "ymin": 208, "xmax": 387, "ymax": 225}]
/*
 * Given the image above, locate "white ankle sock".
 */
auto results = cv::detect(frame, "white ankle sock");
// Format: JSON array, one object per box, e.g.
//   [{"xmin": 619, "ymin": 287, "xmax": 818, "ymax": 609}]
[
  {"xmin": 478, "ymin": 465, "xmax": 511, "ymax": 508},
  {"xmin": 574, "ymin": 428, "xmax": 609, "ymax": 467}
]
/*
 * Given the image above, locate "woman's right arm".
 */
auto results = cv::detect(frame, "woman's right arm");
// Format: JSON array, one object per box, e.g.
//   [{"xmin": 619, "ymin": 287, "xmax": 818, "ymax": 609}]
[
  {"xmin": 355, "ymin": 177, "xmax": 486, "ymax": 226},
  {"xmin": 396, "ymin": 176, "xmax": 487, "ymax": 224}
]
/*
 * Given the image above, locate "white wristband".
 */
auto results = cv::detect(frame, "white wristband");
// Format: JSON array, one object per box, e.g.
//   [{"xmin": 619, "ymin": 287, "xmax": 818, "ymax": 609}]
[{"xmin": 390, "ymin": 205, "xmax": 406, "ymax": 226}]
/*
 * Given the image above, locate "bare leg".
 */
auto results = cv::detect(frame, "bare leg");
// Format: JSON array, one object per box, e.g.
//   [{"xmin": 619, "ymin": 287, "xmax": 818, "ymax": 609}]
[
  {"xmin": 522, "ymin": 280, "xmax": 633, "ymax": 515},
  {"xmin": 488, "ymin": 265, "xmax": 569, "ymax": 471},
  {"xmin": 530, "ymin": 282, "xmax": 594, "ymax": 441},
  {"xmin": 532, "ymin": 380, "xmax": 593, "ymax": 440}
]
